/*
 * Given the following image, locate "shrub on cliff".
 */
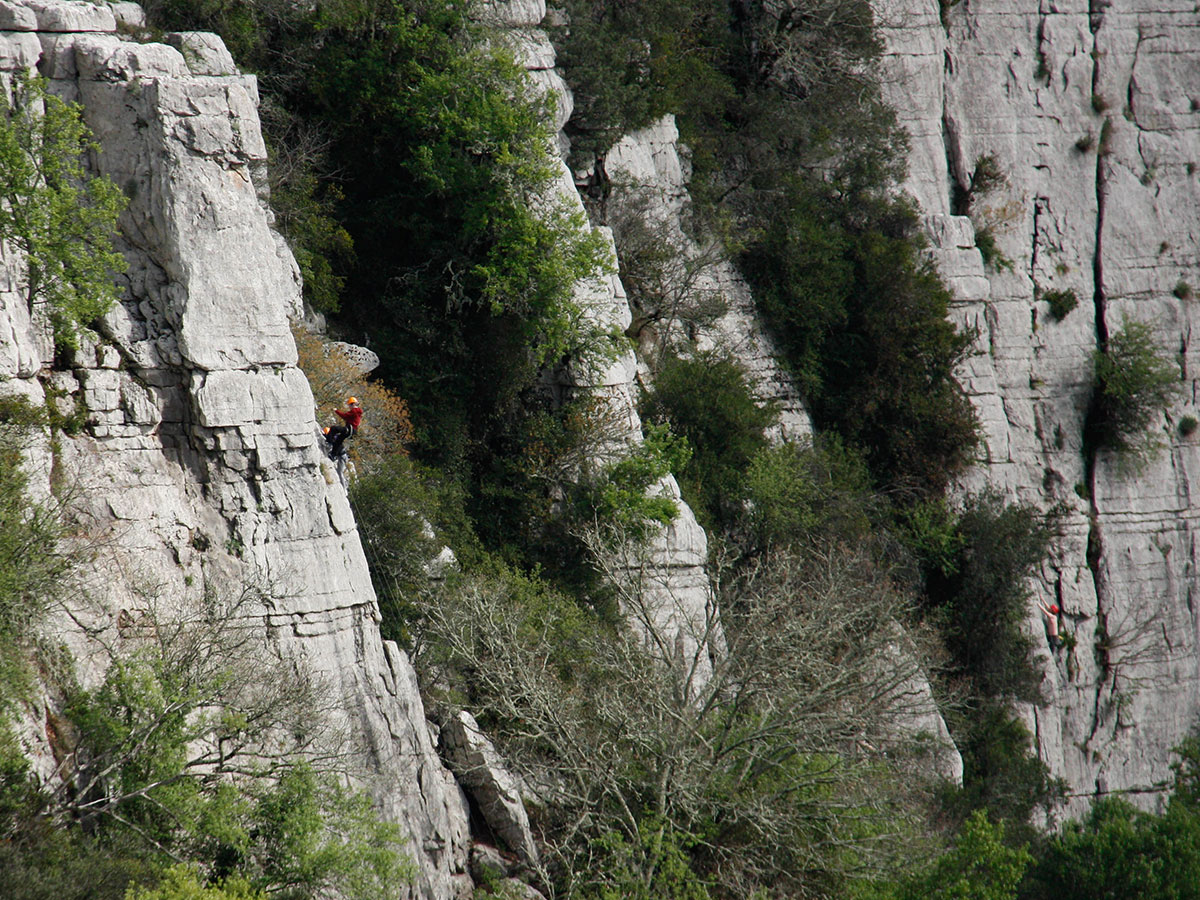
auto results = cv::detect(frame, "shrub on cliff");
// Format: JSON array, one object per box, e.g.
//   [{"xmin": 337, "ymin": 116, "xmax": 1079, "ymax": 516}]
[
  {"xmin": 741, "ymin": 436, "xmax": 878, "ymax": 552},
  {"xmin": 0, "ymin": 74, "xmax": 126, "ymax": 349},
  {"xmin": 639, "ymin": 351, "xmax": 776, "ymax": 532},
  {"xmin": 1088, "ymin": 316, "xmax": 1183, "ymax": 464},
  {"xmin": 928, "ymin": 492, "xmax": 1059, "ymax": 702}
]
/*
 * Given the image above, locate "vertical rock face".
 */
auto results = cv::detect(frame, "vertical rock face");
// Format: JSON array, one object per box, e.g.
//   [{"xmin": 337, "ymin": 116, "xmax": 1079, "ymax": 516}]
[
  {"xmin": 0, "ymin": 4, "xmax": 470, "ymax": 896},
  {"xmin": 880, "ymin": 0, "xmax": 1200, "ymax": 813}
]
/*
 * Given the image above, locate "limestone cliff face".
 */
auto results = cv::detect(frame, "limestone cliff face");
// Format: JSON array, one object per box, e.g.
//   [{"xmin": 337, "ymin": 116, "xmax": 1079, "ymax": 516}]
[
  {"xmin": 880, "ymin": 0, "xmax": 1200, "ymax": 813},
  {"xmin": 0, "ymin": 3, "xmax": 470, "ymax": 896}
]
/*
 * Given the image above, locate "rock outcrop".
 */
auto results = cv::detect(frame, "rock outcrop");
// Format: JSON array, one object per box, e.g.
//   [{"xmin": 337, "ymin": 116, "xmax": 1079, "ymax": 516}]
[
  {"xmin": 603, "ymin": 115, "xmax": 812, "ymax": 441},
  {"xmin": 880, "ymin": 0, "xmax": 1200, "ymax": 814},
  {"xmin": 0, "ymin": 4, "xmax": 471, "ymax": 895},
  {"xmin": 441, "ymin": 710, "xmax": 540, "ymax": 866},
  {"xmin": 493, "ymin": 0, "xmax": 721, "ymax": 685}
]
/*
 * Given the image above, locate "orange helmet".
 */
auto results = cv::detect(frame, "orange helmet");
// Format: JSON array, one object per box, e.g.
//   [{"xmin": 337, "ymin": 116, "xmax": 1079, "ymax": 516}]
[
  {"xmin": 322, "ymin": 426, "xmax": 330, "ymax": 434},
  {"xmin": 346, "ymin": 396, "xmax": 359, "ymax": 405}
]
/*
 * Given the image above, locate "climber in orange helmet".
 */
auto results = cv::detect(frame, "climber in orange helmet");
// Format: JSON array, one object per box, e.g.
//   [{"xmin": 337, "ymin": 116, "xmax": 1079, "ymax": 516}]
[
  {"xmin": 324, "ymin": 397, "xmax": 362, "ymax": 459},
  {"xmin": 1037, "ymin": 599, "xmax": 1065, "ymax": 652}
]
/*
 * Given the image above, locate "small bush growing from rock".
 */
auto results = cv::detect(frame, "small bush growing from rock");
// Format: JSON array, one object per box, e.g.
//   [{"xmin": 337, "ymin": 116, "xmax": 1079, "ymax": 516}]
[
  {"xmin": 1088, "ymin": 317, "xmax": 1183, "ymax": 462},
  {"xmin": 975, "ymin": 227, "xmax": 1013, "ymax": 272},
  {"xmin": 1179, "ymin": 415, "xmax": 1198, "ymax": 437},
  {"xmin": 1174, "ymin": 280, "xmax": 1193, "ymax": 300},
  {"xmin": 1043, "ymin": 288, "xmax": 1079, "ymax": 321},
  {"xmin": 970, "ymin": 153, "xmax": 1006, "ymax": 197}
]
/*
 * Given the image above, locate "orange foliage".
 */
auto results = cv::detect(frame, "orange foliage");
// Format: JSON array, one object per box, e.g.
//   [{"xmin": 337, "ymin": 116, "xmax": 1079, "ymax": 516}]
[{"xmin": 292, "ymin": 324, "xmax": 413, "ymax": 475}]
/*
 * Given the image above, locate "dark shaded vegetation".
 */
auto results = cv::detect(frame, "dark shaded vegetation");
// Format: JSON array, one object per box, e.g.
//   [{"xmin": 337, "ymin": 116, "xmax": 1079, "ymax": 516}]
[
  {"xmin": 639, "ymin": 350, "xmax": 774, "ymax": 532},
  {"xmin": 925, "ymin": 493, "xmax": 1059, "ymax": 703},
  {"xmin": 557, "ymin": 0, "xmax": 978, "ymax": 500},
  {"xmin": 743, "ymin": 193, "xmax": 978, "ymax": 496}
]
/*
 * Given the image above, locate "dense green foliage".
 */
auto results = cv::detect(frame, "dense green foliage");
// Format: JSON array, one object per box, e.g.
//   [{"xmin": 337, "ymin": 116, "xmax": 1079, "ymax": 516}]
[
  {"xmin": 1026, "ymin": 797, "xmax": 1200, "ymax": 899},
  {"xmin": 640, "ymin": 351, "xmax": 775, "ymax": 531},
  {"xmin": 947, "ymin": 705, "xmax": 1064, "ymax": 843},
  {"xmin": 743, "ymin": 192, "xmax": 978, "ymax": 496},
  {"xmin": 0, "ymin": 427, "xmax": 69, "ymax": 705},
  {"xmin": 927, "ymin": 493, "xmax": 1059, "ymax": 702},
  {"xmin": 742, "ymin": 437, "xmax": 877, "ymax": 551},
  {"xmin": 349, "ymin": 454, "xmax": 446, "ymax": 645},
  {"xmin": 126, "ymin": 867, "xmax": 264, "ymax": 900},
  {"xmin": 1088, "ymin": 317, "xmax": 1182, "ymax": 463},
  {"xmin": 0, "ymin": 74, "xmax": 126, "ymax": 349},
  {"xmin": 859, "ymin": 811, "xmax": 1031, "ymax": 900},
  {"xmin": 573, "ymin": 421, "xmax": 691, "ymax": 537}
]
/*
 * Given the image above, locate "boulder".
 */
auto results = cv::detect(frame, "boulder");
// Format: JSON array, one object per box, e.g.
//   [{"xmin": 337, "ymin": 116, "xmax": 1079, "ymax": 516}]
[{"xmin": 440, "ymin": 710, "xmax": 540, "ymax": 866}]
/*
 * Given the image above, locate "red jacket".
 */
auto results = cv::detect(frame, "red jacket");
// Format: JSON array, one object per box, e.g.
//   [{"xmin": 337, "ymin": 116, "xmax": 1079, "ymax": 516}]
[{"xmin": 336, "ymin": 406, "xmax": 363, "ymax": 430}]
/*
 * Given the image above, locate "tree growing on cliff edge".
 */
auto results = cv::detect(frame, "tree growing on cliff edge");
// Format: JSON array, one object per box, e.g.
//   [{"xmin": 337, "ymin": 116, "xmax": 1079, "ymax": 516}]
[{"xmin": 0, "ymin": 73, "xmax": 126, "ymax": 350}]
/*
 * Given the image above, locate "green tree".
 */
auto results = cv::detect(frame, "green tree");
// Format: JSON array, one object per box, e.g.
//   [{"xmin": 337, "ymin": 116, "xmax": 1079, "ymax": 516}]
[
  {"xmin": 741, "ymin": 436, "xmax": 877, "ymax": 552},
  {"xmin": 892, "ymin": 810, "xmax": 1031, "ymax": 900},
  {"xmin": 1026, "ymin": 798, "xmax": 1200, "ymax": 900},
  {"xmin": 0, "ymin": 74, "xmax": 126, "ymax": 348},
  {"xmin": 125, "ymin": 866, "xmax": 264, "ymax": 900},
  {"xmin": 929, "ymin": 492, "xmax": 1059, "ymax": 703},
  {"xmin": 574, "ymin": 422, "xmax": 691, "ymax": 538}
]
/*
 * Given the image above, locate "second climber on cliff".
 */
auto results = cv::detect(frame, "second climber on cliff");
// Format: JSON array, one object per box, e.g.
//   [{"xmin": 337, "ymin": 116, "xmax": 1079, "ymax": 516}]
[{"xmin": 324, "ymin": 396, "xmax": 362, "ymax": 460}]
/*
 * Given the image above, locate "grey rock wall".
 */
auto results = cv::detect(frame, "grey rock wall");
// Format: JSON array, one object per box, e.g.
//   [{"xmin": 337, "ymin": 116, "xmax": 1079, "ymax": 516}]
[
  {"xmin": 880, "ymin": 0, "xmax": 1200, "ymax": 814},
  {"xmin": 0, "ymin": 4, "xmax": 471, "ymax": 895}
]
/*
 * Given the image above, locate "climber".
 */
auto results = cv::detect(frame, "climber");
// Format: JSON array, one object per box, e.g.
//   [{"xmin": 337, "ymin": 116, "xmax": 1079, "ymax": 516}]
[
  {"xmin": 1037, "ymin": 600, "xmax": 1065, "ymax": 651},
  {"xmin": 323, "ymin": 396, "xmax": 362, "ymax": 460}
]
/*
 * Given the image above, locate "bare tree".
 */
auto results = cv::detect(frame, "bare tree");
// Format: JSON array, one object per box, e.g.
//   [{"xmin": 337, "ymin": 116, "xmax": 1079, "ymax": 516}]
[
  {"xmin": 606, "ymin": 184, "xmax": 730, "ymax": 367},
  {"xmin": 415, "ymin": 534, "xmax": 949, "ymax": 898}
]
